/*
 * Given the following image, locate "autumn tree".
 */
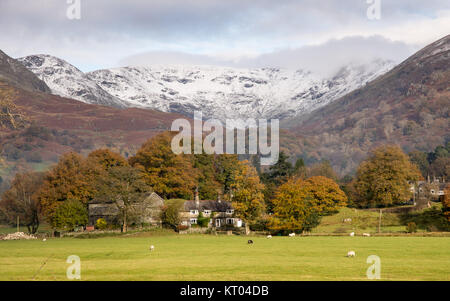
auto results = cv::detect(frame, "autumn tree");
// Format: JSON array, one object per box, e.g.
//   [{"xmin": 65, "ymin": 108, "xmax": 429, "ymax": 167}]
[
  {"xmin": 95, "ymin": 166, "xmax": 151, "ymax": 232},
  {"xmin": 0, "ymin": 171, "xmax": 45, "ymax": 233},
  {"xmin": 38, "ymin": 152, "xmax": 100, "ymax": 227},
  {"xmin": 87, "ymin": 148, "xmax": 128, "ymax": 170},
  {"xmin": 269, "ymin": 176, "xmax": 347, "ymax": 233},
  {"xmin": 0, "ymin": 87, "xmax": 27, "ymax": 129},
  {"xmin": 230, "ymin": 160, "xmax": 265, "ymax": 233},
  {"xmin": 129, "ymin": 132, "xmax": 197, "ymax": 199},
  {"xmin": 353, "ymin": 145, "xmax": 421, "ymax": 208}
]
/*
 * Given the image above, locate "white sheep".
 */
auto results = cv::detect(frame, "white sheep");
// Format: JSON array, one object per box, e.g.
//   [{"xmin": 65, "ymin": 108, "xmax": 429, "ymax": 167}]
[
  {"xmin": 288, "ymin": 233, "xmax": 295, "ymax": 237},
  {"xmin": 266, "ymin": 235, "xmax": 272, "ymax": 239},
  {"xmin": 347, "ymin": 250, "xmax": 356, "ymax": 257},
  {"xmin": 149, "ymin": 245, "xmax": 155, "ymax": 251},
  {"xmin": 42, "ymin": 238, "xmax": 47, "ymax": 242},
  {"xmin": 349, "ymin": 232, "xmax": 355, "ymax": 237},
  {"xmin": 363, "ymin": 233, "xmax": 371, "ymax": 237}
]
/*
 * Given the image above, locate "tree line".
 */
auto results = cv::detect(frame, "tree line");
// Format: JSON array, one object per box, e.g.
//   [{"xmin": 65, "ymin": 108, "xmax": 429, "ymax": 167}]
[{"xmin": 1, "ymin": 131, "xmax": 448, "ymax": 234}]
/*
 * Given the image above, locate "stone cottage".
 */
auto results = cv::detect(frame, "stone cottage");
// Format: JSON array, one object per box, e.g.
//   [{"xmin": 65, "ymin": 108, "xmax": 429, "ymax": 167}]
[
  {"xmin": 88, "ymin": 192, "xmax": 164, "ymax": 227},
  {"xmin": 179, "ymin": 190, "xmax": 243, "ymax": 229}
]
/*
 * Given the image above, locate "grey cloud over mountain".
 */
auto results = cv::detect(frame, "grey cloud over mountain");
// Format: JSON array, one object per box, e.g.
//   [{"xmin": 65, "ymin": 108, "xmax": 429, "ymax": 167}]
[{"xmin": 0, "ymin": 0, "xmax": 448, "ymax": 71}]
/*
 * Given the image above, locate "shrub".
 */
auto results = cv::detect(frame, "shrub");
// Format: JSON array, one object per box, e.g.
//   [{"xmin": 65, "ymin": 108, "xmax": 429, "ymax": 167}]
[
  {"xmin": 52, "ymin": 199, "xmax": 88, "ymax": 231},
  {"xmin": 96, "ymin": 218, "xmax": 108, "ymax": 230},
  {"xmin": 406, "ymin": 222, "xmax": 417, "ymax": 233},
  {"xmin": 161, "ymin": 203, "xmax": 182, "ymax": 230},
  {"xmin": 197, "ymin": 212, "xmax": 210, "ymax": 228},
  {"xmin": 249, "ymin": 217, "xmax": 270, "ymax": 231}
]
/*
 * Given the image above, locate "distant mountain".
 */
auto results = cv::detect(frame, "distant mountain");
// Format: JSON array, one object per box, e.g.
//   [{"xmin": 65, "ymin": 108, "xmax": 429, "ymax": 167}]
[
  {"xmin": 0, "ymin": 50, "xmax": 50, "ymax": 93},
  {"xmin": 17, "ymin": 55, "xmax": 129, "ymax": 108},
  {"xmin": 88, "ymin": 61, "xmax": 394, "ymax": 121},
  {"xmin": 282, "ymin": 35, "xmax": 450, "ymax": 175},
  {"xmin": 18, "ymin": 54, "xmax": 394, "ymax": 121}
]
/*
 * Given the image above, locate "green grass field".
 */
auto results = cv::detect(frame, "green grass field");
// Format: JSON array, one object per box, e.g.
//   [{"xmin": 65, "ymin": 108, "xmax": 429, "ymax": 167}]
[{"xmin": 1, "ymin": 234, "xmax": 449, "ymax": 281}]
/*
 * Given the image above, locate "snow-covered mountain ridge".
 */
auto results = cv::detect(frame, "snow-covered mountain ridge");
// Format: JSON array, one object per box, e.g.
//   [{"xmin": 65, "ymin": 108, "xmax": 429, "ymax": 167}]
[{"xmin": 18, "ymin": 54, "xmax": 395, "ymax": 121}]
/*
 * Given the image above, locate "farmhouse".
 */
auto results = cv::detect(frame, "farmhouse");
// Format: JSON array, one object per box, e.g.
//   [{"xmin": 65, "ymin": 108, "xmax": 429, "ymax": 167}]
[
  {"xmin": 180, "ymin": 190, "xmax": 243, "ymax": 229},
  {"xmin": 88, "ymin": 192, "xmax": 164, "ymax": 226},
  {"xmin": 409, "ymin": 176, "xmax": 447, "ymax": 200}
]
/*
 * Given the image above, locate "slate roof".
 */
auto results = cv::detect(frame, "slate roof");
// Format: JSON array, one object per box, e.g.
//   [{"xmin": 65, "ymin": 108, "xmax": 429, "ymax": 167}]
[
  {"xmin": 88, "ymin": 203, "xmax": 119, "ymax": 216},
  {"xmin": 183, "ymin": 200, "xmax": 233, "ymax": 212}
]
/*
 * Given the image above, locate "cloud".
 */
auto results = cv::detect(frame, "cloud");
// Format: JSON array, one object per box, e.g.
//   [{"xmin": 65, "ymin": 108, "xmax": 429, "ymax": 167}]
[
  {"xmin": 238, "ymin": 35, "xmax": 418, "ymax": 76},
  {"xmin": 0, "ymin": 0, "xmax": 448, "ymax": 71},
  {"xmin": 119, "ymin": 35, "xmax": 418, "ymax": 77}
]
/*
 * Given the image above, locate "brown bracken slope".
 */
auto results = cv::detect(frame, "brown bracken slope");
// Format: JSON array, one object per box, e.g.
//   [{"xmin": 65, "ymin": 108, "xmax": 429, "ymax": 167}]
[
  {"xmin": 0, "ymin": 80, "xmax": 186, "ymax": 187},
  {"xmin": 281, "ymin": 35, "xmax": 450, "ymax": 175}
]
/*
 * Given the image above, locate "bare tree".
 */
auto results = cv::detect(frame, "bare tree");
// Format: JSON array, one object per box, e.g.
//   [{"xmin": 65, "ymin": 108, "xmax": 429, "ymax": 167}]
[{"xmin": 0, "ymin": 171, "xmax": 44, "ymax": 233}]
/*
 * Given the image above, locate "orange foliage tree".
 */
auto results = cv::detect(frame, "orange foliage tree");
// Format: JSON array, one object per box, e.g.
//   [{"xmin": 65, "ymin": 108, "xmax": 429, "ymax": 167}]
[
  {"xmin": 87, "ymin": 148, "xmax": 128, "ymax": 170},
  {"xmin": 38, "ymin": 152, "xmax": 101, "ymax": 227},
  {"xmin": 353, "ymin": 145, "xmax": 421, "ymax": 208},
  {"xmin": 129, "ymin": 132, "xmax": 197, "ymax": 199},
  {"xmin": 269, "ymin": 176, "xmax": 347, "ymax": 233},
  {"xmin": 231, "ymin": 160, "xmax": 266, "ymax": 227}
]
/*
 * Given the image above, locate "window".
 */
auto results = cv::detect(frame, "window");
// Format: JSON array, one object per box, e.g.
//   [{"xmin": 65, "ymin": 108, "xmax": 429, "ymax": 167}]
[
  {"xmin": 215, "ymin": 219, "xmax": 221, "ymax": 227},
  {"xmin": 431, "ymin": 190, "xmax": 435, "ymax": 194},
  {"xmin": 190, "ymin": 218, "xmax": 197, "ymax": 224},
  {"xmin": 226, "ymin": 218, "xmax": 234, "ymax": 225},
  {"xmin": 203, "ymin": 210, "xmax": 211, "ymax": 215},
  {"xmin": 226, "ymin": 209, "xmax": 234, "ymax": 214},
  {"xmin": 190, "ymin": 210, "xmax": 198, "ymax": 215}
]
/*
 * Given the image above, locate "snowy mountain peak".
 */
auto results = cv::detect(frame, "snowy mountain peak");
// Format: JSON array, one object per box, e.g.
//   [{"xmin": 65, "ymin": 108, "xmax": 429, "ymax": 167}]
[
  {"xmin": 18, "ymin": 55, "xmax": 395, "ymax": 121},
  {"xmin": 17, "ymin": 54, "xmax": 129, "ymax": 108}
]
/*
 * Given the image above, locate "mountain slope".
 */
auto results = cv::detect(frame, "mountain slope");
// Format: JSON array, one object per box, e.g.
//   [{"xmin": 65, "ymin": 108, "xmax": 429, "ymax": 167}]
[
  {"xmin": 0, "ymin": 75, "xmax": 186, "ymax": 190},
  {"xmin": 0, "ymin": 50, "xmax": 50, "ymax": 93},
  {"xmin": 91, "ymin": 61, "xmax": 394, "ymax": 121},
  {"xmin": 18, "ymin": 53, "xmax": 394, "ymax": 121},
  {"xmin": 283, "ymin": 35, "xmax": 450, "ymax": 174},
  {"xmin": 17, "ymin": 55, "xmax": 129, "ymax": 108}
]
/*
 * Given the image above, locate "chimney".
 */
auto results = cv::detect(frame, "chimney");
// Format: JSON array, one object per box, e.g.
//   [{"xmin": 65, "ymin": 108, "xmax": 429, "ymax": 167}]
[
  {"xmin": 195, "ymin": 187, "xmax": 200, "ymax": 207},
  {"xmin": 217, "ymin": 191, "xmax": 222, "ymax": 203}
]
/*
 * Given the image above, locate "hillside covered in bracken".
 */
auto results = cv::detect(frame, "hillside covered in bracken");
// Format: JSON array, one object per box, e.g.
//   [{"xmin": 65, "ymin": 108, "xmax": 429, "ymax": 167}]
[
  {"xmin": 282, "ymin": 35, "xmax": 450, "ymax": 175},
  {"xmin": 0, "ymin": 75, "xmax": 184, "ymax": 190}
]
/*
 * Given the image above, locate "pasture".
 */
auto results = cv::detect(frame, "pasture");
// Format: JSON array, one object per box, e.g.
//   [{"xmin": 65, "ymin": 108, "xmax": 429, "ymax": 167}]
[{"xmin": 0, "ymin": 234, "xmax": 449, "ymax": 281}]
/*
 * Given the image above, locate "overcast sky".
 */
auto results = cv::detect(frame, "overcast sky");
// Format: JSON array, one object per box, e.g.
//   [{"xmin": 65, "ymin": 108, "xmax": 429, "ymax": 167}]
[{"xmin": 0, "ymin": 0, "xmax": 449, "ymax": 73}]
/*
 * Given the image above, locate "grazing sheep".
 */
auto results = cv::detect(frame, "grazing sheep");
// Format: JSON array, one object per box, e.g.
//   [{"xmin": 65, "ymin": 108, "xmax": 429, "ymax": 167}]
[
  {"xmin": 266, "ymin": 235, "xmax": 272, "ymax": 239},
  {"xmin": 349, "ymin": 232, "xmax": 355, "ymax": 237},
  {"xmin": 288, "ymin": 233, "xmax": 296, "ymax": 237},
  {"xmin": 248, "ymin": 240, "xmax": 254, "ymax": 244},
  {"xmin": 363, "ymin": 233, "xmax": 371, "ymax": 237},
  {"xmin": 42, "ymin": 238, "xmax": 47, "ymax": 242},
  {"xmin": 149, "ymin": 245, "xmax": 155, "ymax": 251},
  {"xmin": 347, "ymin": 250, "xmax": 356, "ymax": 257}
]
